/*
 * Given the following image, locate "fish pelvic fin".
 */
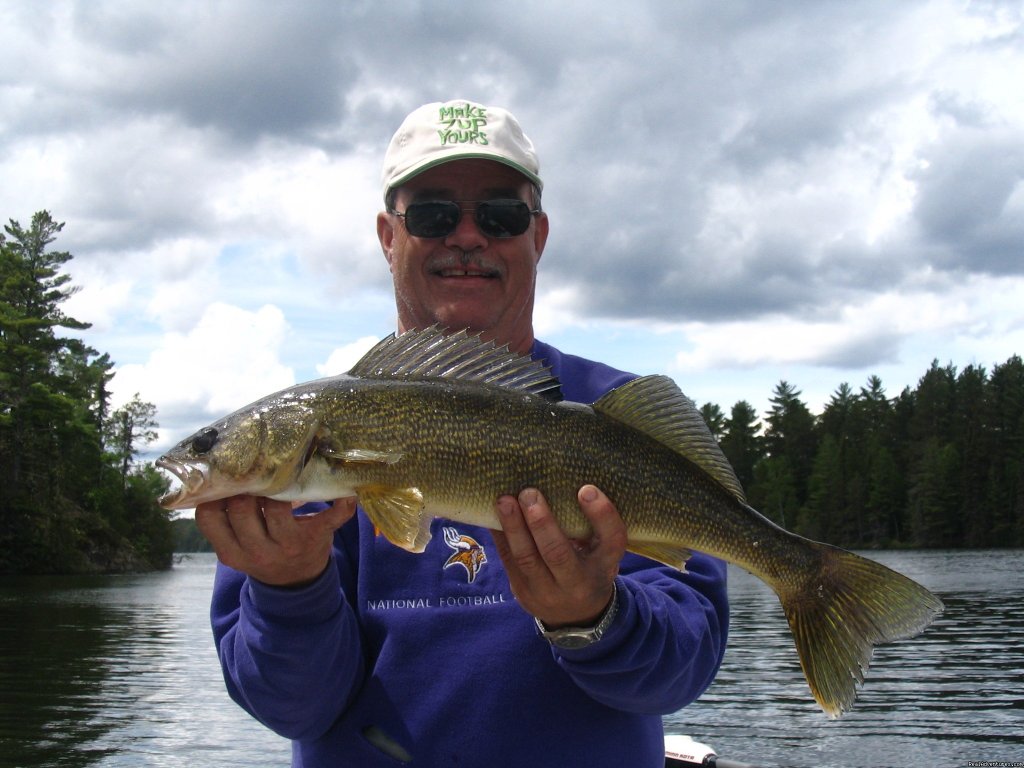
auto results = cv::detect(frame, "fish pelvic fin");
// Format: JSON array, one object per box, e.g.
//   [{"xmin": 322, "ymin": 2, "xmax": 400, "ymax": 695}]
[
  {"xmin": 355, "ymin": 484, "xmax": 431, "ymax": 553},
  {"xmin": 594, "ymin": 375, "xmax": 746, "ymax": 503},
  {"xmin": 779, "ymin": 542, "xmax": 944, "ymax": 718}
]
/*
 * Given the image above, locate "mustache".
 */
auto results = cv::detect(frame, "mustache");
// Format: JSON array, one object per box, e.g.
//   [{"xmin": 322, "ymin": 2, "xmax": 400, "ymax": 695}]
[{"xmin": 425, "ymin": 251, "xmax": 504, "ymax": 277}]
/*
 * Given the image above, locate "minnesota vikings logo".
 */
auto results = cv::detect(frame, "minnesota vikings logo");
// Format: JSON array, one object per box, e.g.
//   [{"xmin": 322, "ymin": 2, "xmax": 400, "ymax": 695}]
[{"xmin": 442, "ymin": 527, "xmax": 487, "ymax": 583}]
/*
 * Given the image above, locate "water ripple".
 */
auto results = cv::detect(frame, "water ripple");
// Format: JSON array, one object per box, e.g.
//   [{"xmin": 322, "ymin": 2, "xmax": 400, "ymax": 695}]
[
  {"xmin": 667, "ymin": 550, "xmax": 1024, "ymax": 768},
  {"xmin": 2, "ymin": 551, "xmax": 1022, "ymax": 767}
]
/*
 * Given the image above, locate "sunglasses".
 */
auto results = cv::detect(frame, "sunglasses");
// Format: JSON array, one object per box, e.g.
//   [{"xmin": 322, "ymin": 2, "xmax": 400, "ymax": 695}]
[{"xmin": 390, "ymin": 199, "xmax": 540, "ymax": 239}]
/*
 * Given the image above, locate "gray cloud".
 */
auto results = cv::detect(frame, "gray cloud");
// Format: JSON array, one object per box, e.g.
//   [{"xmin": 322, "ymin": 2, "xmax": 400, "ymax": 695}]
[
  {"xmin": 2, "ymin": 0, "xmax": 1022, "ymax": 362},
  {"xmin": 67, "ymin": 2, "xmax": 357, "ymax": 142},
  {"xmin": 912, "ymin": 131, "xmax": 1024, "ymax": 275}
]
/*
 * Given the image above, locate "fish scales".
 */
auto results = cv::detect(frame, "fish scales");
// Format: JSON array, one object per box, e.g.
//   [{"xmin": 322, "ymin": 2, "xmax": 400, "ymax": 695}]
[
  {"xmin": 157, "ymin": 326, "xmax": 943, "ymax": 718},
  {"xmin": 306, "ymin": 379, "xmax": 731, "ymax": 550}
]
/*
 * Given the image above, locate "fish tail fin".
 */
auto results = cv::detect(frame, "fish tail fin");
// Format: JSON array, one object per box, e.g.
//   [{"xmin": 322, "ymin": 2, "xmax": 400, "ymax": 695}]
[{"xmin": 778, "ymin": 543, "xmax": 943, "ymax": 718}]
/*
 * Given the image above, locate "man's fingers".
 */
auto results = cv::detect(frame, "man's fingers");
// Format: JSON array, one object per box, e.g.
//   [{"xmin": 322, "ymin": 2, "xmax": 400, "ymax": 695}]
[
  {"xmin": 192, "ymin": 495, "xmax": 355, "ymax": 587},
  {"xmin": 325, "ymin": 497, "xmax": 359, "ymax": 527},
  {"xmin": 494, "ymin": 494, "xmax": 546, "ymax": 576},
  {"xmin": 577, "ymin": 485, "xmax": 628, "ymax": 555},
  {"xmin": 195, "ymin": 500, "xmax": 251, "ymax": 569},
  {"xmin": 262, "ymin": 498, "xmax": 303, "ymax": 545},
  {"xmin": 195, "ymin": 501, "xmax": 239, "ymax": 550},
  {"xmin": 224, "ymin": 495, "xmax": 272, "ymax": 550},
  {"xmin": 292, "ymin": 497, "xmax": 359, "ymax": 532},
  {"xmin": 519, "ymin": 488, "xmax": 578, "ymax": 574}
]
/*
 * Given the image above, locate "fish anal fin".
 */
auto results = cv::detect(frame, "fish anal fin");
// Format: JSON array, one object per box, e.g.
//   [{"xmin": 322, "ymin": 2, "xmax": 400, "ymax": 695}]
[
  {"xmin": 628, "ymin": 541, "xmax": 692, "ymax": 571},
  {"xmin": 594, "ymin": 375, "xmax": 747, "ymax": 504},
  {"xmin": 356, "ymin": 484, "xmax": 430, "ymax": 553}
]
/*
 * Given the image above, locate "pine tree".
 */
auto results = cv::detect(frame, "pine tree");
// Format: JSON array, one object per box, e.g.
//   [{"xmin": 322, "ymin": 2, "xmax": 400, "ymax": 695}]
[
  {"xmin": 105, "ymin": 394, "xmax": 159, "ymax": 486},
  {"xmin": 1, "ymin": 212, "xmax": 89, "ymax": 499},
  {"xmin": 0, "ymin": 212, "xmax": 170, "ymax": 573},
  {"xmin": 721, "ymin": 400, "xmax": 763, "ymax": 493},
  {"xmin": 800, "ymin": 433, "xmax": 843, "ymax": 541},
  {"xmin": 906, "ymin": 362, "xmax": 961, "ymax": 546},
  {"xmin": 757, "ymin": 382, "xmax": 817, "ymax": 526},
  {"xmin": 699, "ymin": 402, "xmax": 726, "ymax": 441},
  {"xmin": 982, "ymin": 356, "xmax": 1024, "ymax": 545}
]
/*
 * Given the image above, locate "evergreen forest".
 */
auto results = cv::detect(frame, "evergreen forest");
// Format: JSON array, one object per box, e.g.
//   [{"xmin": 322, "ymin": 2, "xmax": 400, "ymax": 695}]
[
  {"xmin": 3, "ymin": 212, "xmax": 1022, "ymax": 573},
  {"xmin": 1, "ymin": 212, "xmax": 172, "ymax": 573},
  {"xmin": 700, "ymin": 360, "xmax": 1024, "ymax": 548}
]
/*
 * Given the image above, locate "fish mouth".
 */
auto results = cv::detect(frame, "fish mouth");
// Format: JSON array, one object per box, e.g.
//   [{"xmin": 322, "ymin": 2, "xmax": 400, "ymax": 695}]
[{"xmin": 156, "ymin": 457, "xmax": 209, "ymax": 509}]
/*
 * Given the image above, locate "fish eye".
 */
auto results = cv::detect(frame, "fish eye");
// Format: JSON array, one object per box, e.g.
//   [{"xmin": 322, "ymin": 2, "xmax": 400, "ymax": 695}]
[{"xmin": 191, "ymin": 427, "xmax": 219, "ymax": 454}]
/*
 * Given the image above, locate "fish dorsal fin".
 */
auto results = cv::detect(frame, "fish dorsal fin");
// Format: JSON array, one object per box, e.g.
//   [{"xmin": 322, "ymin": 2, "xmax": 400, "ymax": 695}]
[
  {"xmin": 348, "ymin": 326, "xmax": 562, "ymax": 401},
  {"xmin": 594, "ymin": 375, "xmax": 747, "ymax": 504}
]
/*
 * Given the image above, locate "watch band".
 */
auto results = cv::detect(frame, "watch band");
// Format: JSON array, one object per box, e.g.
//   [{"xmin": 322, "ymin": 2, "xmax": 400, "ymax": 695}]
[{"xmin": 534, "ymin": 581, "xmax": 619, "ymax": 650}]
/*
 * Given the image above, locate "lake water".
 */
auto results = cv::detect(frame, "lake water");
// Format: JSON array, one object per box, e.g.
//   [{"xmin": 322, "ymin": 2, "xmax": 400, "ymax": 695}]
[
  {"xmin": 1, "ymin": 550, "xmax": 1021, "ymax": 768},
  {"xmin": 665, "ymin": 549, "xmax": 1024, "ymax": 767}
]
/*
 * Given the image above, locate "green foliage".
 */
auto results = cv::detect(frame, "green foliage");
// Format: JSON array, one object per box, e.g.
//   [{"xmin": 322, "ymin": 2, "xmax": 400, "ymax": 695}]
[
  {"xmin": 701, "ymin": 357, "xmax": 1024, "ymax": 549},
  {"xmin": 0, "ymin": 212, "xmax": 172, "ymax": 574},
  {"xmin": 720, "ymin": 400, "xmax": 763, "ymax": 492},
  {"xmin": 105, "ymin": 394, "xmax": 159, "ymax": 484},
  {"xmin": 699, "ymin": 402, "xmax": 726, "ymax": 440},
  {"xmin": 171, "ymin": 517, "xmax": 214, "ymax": 553}
]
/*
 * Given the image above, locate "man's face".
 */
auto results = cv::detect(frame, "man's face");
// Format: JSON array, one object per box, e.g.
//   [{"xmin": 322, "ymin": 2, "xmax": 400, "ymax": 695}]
[{"xmin": 377, "ymin": 159, "xmax": 549, "ymax": 354}]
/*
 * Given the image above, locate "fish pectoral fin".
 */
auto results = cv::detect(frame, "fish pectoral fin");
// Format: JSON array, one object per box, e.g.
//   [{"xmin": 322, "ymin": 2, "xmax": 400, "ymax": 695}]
[
  {"xmin": 311, "ymin": 424, "xmax": 404, "ymax": 466},
  {"xmin": 355, "ymin": 484, "xmax": 431, "ymax": 553},
  {"xmin": 628, "ymin": 542, "xmax": 693, "ymax": 571},
  {"xmin": 322, "ymin": 446, "xmax": 404, "ymax": 466}
]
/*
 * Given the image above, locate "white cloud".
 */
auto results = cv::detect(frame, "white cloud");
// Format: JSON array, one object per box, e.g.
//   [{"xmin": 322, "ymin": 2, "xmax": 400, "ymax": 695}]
[
  {"xmin": 110, "ymin": 302, "xmax": 295, "ymax": 449},
  {"xmin": 316, "ymin": 335, "xmax": 381, "ymax": 377},
  {"xmin": 533, "ymin": 284, "xmax": 585, "ymax": 339},
  {"xmin": 670, "ymin": 273, "xmax": 1024, "ymax": 384},
  {"xmin": 61, "ymin": 263, "xmax": 135, "ymax": 333},
  {"xmin": 673, "ymin": 289, "xmax": 971, "ymax": 373}
]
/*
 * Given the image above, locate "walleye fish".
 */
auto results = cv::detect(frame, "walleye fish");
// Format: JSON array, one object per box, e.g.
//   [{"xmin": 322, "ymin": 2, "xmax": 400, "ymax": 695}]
[{"xmin": 158, "ymin": 326, "xmax": 943, "ymax": 718}]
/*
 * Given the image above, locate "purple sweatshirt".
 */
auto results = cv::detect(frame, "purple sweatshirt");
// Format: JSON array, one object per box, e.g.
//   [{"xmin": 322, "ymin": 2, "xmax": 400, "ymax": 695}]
[{"xmin": 209, "ymin": 340, "xmax": 729, "ymax": 767}]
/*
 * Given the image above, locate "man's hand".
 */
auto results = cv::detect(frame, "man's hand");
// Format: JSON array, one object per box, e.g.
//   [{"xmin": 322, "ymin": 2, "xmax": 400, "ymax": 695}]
[
  {"xmin": 195, "ymin": 495, "xmax": 357, "ymax": 588},
  {"xmin": 490, "ymin": 485, "xmax": 627, "ymax": 629}
]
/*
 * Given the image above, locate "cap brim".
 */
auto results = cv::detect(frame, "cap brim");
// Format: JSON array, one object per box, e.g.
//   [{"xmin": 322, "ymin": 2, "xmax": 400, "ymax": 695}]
[{"xmin": 385, "ymin": 152, "xmax": 543, "ymax": 198}]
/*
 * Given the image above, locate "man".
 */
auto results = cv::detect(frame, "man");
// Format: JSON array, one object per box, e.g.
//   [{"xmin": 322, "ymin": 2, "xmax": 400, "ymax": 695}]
[{"xmin": 196, "ymin": 100, "xmax": 728, "ymax": 767}]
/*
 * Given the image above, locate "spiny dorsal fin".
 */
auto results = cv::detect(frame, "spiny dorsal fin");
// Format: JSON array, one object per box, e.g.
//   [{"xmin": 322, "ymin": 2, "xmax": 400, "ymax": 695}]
[
  {"xmin": 594, "ymin": 375, "xmax": 746, "ymax": 504},
  {"xmin": 348, "ymin": 326, "xmax": 562, "ymax": 401}
]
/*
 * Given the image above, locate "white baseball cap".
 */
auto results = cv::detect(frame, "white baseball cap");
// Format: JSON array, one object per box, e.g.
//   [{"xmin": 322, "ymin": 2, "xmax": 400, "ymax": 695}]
[{"xmin": 381, "ymin": 100, "xmax": 542, "ymax": 201}]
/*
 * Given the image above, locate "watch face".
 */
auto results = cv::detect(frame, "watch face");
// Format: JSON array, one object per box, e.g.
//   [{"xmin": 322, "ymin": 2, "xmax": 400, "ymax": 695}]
[
  {"xmin": 537, "ymin": 582, "xmax": 617, "ymax": 650},
  {"xmin": 550, "ymin": 631, "xmax": 594, "ymax": 650}
]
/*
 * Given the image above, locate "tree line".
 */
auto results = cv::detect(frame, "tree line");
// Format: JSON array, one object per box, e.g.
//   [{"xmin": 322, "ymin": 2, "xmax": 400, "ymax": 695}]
[
  {"xmin": 3, "ymin": 211, "xmax": 1021, "ymax": 573},
  {"xmin": 699, "ymin": 360, "xmax": 1024, "ymax": 549},
  {"xmin": 170, "ymin": 350, "xmax": 1024, "ymax": 553},
  {"xmin": 1, "ymin": 212, "xmax": 172, "ymax": 574}
]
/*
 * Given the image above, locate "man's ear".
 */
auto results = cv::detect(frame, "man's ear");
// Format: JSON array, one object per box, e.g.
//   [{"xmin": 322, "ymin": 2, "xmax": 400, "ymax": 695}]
[
  {"xmin": 533, "ymin": 211, "xmax": 549, "ymax": 265},
  {"xmin": 377, "ymin": 211, "xmax": 396, "ymax": 266}
]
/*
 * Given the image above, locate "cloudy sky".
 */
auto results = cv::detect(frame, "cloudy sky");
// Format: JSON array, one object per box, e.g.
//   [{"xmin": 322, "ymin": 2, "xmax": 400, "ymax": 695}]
[{"xmin": 3, "ymin": 0, "xmax": 1023, "ymax": 461}]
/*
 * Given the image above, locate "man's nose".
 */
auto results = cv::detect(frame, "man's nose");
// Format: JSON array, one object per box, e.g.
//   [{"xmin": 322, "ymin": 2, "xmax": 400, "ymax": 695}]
[{"xmin": 444, "ymin": 206, "xmax": 488, "ymax": 249}]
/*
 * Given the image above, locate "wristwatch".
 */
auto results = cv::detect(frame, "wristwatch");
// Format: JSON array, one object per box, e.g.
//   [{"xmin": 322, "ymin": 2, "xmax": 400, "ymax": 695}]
[{"xmin": 534, "ymin": 582, "xmax": 619, "ymax": 650}]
